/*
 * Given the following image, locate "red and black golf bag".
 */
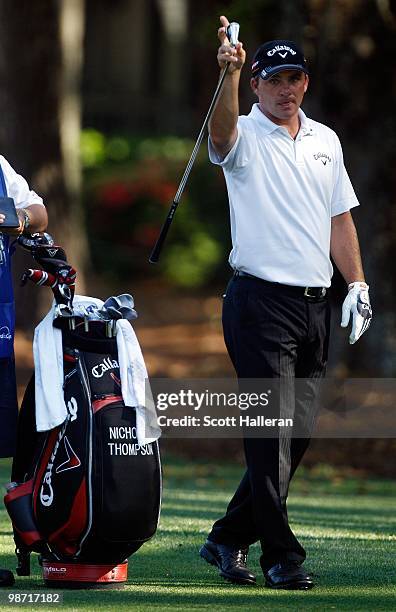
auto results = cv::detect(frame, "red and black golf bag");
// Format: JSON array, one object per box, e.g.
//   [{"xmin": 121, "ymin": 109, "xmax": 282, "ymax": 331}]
[{"xmin": 5, "ymin": 234, "xmax": 162, "ymax": 587}]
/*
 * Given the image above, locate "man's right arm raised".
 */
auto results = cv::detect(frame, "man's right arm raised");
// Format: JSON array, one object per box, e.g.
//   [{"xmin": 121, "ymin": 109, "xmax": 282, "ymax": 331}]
[{"xmin": 209, "ymin": 15, "xmax": 246, "ymax": 160}]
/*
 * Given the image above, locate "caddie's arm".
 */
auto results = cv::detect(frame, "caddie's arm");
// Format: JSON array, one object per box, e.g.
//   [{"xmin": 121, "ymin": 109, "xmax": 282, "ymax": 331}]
[
  {"xmin": 209, "ymin": 15, "xmax": 246, "ymax": 159},
  {"xmin": 21, "ymin": 204, "xmax": 48, "ymax": 233},
  {"xmin": 0, "ymin": 203, "xmax": 48, "ymax": 236}
]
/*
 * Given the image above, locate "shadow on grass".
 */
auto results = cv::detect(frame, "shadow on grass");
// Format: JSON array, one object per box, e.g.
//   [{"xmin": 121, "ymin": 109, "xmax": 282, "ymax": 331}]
[
  {"xmin": 162, "ymin": 501, "xmax": 396, "ymax": 531},
  {"xmin": 0, "ymin": 553, "xmax": 395, "ymax": 612},
  {"xmin": 53, "ymin": 590, "xmax": 396, "ymax": 611},
  {"xmin": 0, "ymin": 458, "xmax": 395, "ymax": 609}
]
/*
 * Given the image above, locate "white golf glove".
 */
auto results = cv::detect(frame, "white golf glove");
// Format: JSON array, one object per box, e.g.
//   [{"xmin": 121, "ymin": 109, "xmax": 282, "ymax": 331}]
[{"xmin": 341, "ymin": 282, "xmax": 372, "ymax": 344}]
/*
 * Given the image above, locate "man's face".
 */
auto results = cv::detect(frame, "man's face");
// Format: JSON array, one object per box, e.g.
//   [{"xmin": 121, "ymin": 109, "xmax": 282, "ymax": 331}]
[{"xmin": 250, "ymin": 70, "xmax": 309, "ymax": 124}]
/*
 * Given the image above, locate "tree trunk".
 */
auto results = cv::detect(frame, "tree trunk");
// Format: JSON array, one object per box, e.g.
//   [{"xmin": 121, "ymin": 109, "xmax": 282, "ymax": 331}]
[{"xmin": 0, "ymin": 0, "xmax": 86, "ymax": 331}]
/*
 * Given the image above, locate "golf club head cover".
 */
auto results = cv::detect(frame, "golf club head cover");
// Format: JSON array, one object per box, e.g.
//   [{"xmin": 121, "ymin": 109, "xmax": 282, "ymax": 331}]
[
  {"xmin": 341, "ymin": 281, "xmax": 372, "ymax": 344},
  {"xmin": 17, "ymin": 232, "xmax": 55, "ymax": 252},
  {"xmin": 20, "ymin": 269, "xmax": 58, "ymax": 289},
  {"xmin": 20, "ymin": 265, "xmax": 76, "ymax": 305},
  {"xmin": 32, "ymin": 245, "xmax": 68, "ymax": 271}
]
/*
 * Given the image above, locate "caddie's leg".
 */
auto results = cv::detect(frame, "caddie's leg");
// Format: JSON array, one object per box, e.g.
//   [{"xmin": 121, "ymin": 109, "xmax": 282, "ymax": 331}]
[
  {"xmin": 0, "ymin": 357, "xmax": 18, "ymax": 586},
  {"xmin": 0, "ymin": 357, "xmax": 18, "ymax": 459}
]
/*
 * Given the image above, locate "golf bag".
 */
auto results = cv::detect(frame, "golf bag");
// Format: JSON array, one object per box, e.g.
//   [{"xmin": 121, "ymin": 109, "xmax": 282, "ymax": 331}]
[{"xmin": 5, "ymin": 234, "xmax": 161, "ymax": 585}]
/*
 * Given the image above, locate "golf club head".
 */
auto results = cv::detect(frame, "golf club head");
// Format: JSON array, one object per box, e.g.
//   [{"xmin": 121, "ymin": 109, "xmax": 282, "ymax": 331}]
[
  {"xmin": 104, "ymin": 293, "xmax": 135, "ymax": 309},
  {"xmin": 101, "ymin": 294, "xmax": 137, "ymax": 321},
  {"xmin": 227, "ymin": 22, "xmax": 240, "ymax": 47},
  {"xmin": 118, "ymin": 306, "xmax": 138, "ymax": 321},
  {"xmin": 104, "ymin": 306, "xmax": 123, "ymax": 320}
]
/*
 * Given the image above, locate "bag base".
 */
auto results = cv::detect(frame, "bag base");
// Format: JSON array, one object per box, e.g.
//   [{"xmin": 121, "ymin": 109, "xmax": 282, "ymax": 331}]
[{"xmin": 42, "ymin": 560, "xmax": 128, "ymax": 588}]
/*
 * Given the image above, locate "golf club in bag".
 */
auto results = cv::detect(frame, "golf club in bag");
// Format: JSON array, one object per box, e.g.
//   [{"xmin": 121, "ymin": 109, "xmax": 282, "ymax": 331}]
[
  {"xmin": 149, "ymin": 21, "xmax": 240, "ymax": 263},
  {"xmin": 5, "ymin": 233, "xmax": 162, "ymax": 588}
]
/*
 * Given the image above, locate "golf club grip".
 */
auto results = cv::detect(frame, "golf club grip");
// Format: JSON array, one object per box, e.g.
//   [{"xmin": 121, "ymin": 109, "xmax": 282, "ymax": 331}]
[{"xmin": 149, "ymin": 200, "xmax": 178, "ymax": 263}]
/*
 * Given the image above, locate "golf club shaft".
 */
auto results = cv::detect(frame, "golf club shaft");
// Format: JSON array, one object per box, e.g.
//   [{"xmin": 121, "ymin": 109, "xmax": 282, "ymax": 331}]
[
  {"xmin": 149, "ymin": 63, "xmax": 230, "ymax": 264},
  {"xmin": 174, "ymin": 62, "xmax": 231, "ymax": 204},
  {"xmin": 150, "ymin": 66, "xmax": 230, "ymax": 263},
  {"xmin": 150, "ymin": 21, "xmax": 240, "ymax": 264},
  {"xmin": 149, "ymin": 64, "xmax": 230, "ymax": 263}
]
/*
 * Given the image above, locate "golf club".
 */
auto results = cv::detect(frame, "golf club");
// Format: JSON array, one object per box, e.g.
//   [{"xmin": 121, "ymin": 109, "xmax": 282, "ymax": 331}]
[{"xmin": 149, "ymin": 21, "xmax": 240, "ymax": 264}]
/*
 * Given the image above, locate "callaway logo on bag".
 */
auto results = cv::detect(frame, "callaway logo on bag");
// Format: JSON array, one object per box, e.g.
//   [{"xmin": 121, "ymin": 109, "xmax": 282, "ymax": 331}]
[
  {"xmin": 40, "ymin": 423, "xmax": 69, "ymax": 507},
  {"xmin": 40, "ymin": 438, "xmax": 81, "ymax": 507},
  {"xmin": 92, "ymin": 357, "xmax": 119, "ymax": 378},
  {"xmin": 39, "ymin": 395, "xmax": 81, "ymax": 507},
  {"xmin": 55, "ymin": 437, "xmax": 81, "ymax": 474},
  {"xmin": 67, "ymin": 397, "xmax": 78, "ymax": 422}
]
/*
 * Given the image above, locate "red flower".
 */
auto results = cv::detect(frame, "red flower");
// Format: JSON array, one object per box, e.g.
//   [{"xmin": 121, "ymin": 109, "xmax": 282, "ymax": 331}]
[
  {"xmin": 133, "ymin": 224, "xmax": 160, "ymax": 247},
  {"xmin": 150, "ymin": 182, "xmax": 177, "ymax": 205},
  {"xmin": 98, "ymin": 183, "xmax": 132, "ymax": 209}
]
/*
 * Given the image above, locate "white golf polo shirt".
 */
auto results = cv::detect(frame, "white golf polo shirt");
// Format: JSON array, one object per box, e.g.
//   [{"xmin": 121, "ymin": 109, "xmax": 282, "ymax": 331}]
[
  {"xmin": 0, "ymin": 155, "xmax": 44, "ymax": 208},
  {"xmin": 208, "ymin": 104, "xmax": 359, "ymax": 287}
]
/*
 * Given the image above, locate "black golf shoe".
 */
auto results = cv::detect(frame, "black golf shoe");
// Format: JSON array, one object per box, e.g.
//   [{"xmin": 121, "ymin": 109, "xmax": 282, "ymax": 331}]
[
  {"xmin": 264, "ymin": 561, "xmax": 314, "ymax": 590},
  {"xmin": 200, "ymin": 540, "xmax": 256, "ymax": 585}
]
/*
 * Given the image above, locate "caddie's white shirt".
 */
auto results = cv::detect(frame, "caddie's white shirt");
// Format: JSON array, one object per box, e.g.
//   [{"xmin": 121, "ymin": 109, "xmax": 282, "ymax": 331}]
[
  {"xmin": 208, "ymin": 104, "xmax": 360, "ymax": 287},
  {"xmin": 0, "ymin": 155, "xmax": 44, "ymax": 208}
]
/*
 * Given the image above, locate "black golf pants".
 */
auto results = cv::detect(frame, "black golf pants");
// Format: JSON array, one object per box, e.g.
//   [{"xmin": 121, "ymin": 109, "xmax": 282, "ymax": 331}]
[
  {"xmin": 208, "ymin": 275, "xmax": 331, "ymax": 571},
  {"xmin": 0, "ymin": 356, "xmax": 18, "ymax": 458}
]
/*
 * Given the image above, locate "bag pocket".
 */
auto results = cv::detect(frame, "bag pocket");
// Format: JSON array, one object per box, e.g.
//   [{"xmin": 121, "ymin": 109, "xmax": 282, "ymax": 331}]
[
  {"xmin": 93, "ymin": 402, "xmax": 161, "ymax": 543},
  {"xmin": 4, "ymin": 479, "xmax": 44, "ymax": 551}
]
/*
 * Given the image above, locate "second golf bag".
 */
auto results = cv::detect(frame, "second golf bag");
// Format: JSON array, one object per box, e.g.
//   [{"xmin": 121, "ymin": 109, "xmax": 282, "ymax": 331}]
[{"xmin": 5, "ymin": 234, "xmax": 162, "ymax": 586}]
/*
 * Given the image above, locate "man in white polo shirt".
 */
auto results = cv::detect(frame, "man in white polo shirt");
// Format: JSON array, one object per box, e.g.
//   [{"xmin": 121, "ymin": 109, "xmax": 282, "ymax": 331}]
[{"xmin": 199, "ymin": 16, "xmax": 372, "ymax": 590}]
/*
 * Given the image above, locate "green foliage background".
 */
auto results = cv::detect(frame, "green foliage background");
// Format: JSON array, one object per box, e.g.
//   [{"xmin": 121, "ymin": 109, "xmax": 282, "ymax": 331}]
[{"xmin": 82, "ymin": 129, "xmax": 230, "ymax": 287}]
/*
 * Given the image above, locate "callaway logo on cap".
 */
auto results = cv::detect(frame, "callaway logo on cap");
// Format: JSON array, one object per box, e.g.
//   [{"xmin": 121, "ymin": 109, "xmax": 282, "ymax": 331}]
[{"xmin": 251, "ymin": 39, "xmax": 309, "ymax": 80}]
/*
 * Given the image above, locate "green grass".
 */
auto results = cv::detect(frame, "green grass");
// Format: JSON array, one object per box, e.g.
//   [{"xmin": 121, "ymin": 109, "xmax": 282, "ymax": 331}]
[{"xmin": 0, "ymin": 456, "xmax": 395, "ymax": 611}]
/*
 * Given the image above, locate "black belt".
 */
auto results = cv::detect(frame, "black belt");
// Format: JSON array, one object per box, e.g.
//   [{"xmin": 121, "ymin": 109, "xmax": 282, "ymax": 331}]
[{"xmin": 233, "ymin": 270, "xmax": 327, "ymax": 300}]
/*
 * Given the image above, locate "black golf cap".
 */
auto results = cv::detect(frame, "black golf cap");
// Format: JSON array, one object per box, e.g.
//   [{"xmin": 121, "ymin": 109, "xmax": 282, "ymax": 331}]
[{"xmin": 251, "ymin": 40, "xmax": 309, "ymax": 80}]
